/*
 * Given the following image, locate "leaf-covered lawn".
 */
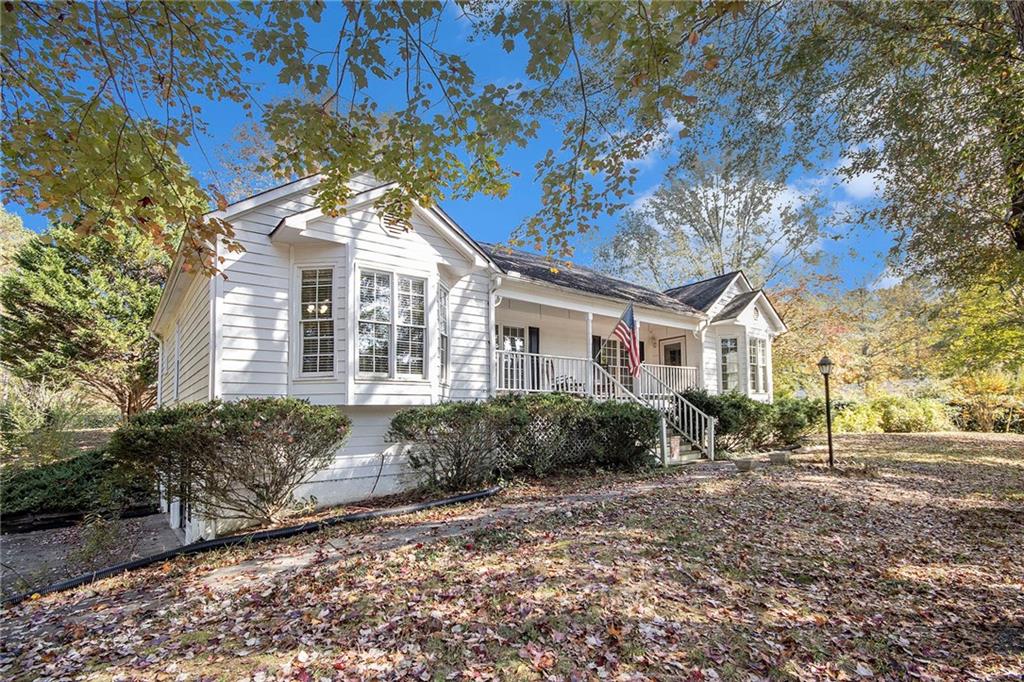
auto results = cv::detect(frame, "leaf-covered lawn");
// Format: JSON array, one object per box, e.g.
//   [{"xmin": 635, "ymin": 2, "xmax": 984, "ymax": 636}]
[{"xmin": 2, "ymin": 433, "xmax": 1023, "ymax": 680}]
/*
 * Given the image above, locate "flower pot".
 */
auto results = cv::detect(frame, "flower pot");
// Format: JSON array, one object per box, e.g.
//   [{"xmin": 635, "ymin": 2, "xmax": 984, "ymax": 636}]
[
  {"xmin": 734, "ymin": 459, "xmax": 755, "ymax": 473},
  {"xmin": 769, "ymin": 451, "xmax": 791, "ymax": 466}
]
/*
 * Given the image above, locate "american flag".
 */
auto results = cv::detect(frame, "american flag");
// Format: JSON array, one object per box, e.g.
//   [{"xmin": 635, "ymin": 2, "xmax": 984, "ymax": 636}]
[{"xmin": 612, "ymin": 303, "xmax": 642, "ymax": 377}]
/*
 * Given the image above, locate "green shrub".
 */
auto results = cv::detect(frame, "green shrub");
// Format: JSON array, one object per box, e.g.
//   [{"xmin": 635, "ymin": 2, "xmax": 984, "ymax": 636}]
[
  {"xmin": 773, "ymin": 397, "xmax": 825, "ymax": 445},
  {"xmin": 109, "ymin": 398, "xmax": 351, "ymax": 525},
  {"xmin": 874, "ymin": 396, "xmax": 953, "ymax": 432},
  {"xmin": 388, "ymin": 401, "xmax": 504, "ymax": 491},
  {"xmin": 833, "ymin": 401, "xmax": 884, "ymax": 433},
  {"xmin": 389, "ymin": 394, "xmax": 660, "ymax": 491},
  {"xmin": 0, "ymin": 449, "xmax": 154, "ymax": 518},
  {"xmin": 833, "ymin": 397, "xmax": 954, "ymax": 433},
  {"xmin": 680, "ymin": 389, "xmax": 772, "ymax": 452}
]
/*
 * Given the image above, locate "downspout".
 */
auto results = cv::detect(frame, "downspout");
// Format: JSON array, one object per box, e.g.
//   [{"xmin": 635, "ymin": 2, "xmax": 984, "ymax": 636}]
[{"xmin": 487, "ymin": 274, "xmax": 503, "ymax": 396}]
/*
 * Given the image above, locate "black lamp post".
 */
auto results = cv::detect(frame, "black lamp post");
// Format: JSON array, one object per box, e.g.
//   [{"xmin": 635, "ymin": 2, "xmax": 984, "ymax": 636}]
[{"xmin": 817, "ymin": 355, "xmax": 834, "ymax": 468}]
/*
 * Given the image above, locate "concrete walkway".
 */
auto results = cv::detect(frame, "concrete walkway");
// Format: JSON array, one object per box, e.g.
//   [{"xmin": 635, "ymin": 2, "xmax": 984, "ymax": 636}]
[{"xmin": 0, "ymin": 514, "xmax": 183, "ymax": 598}]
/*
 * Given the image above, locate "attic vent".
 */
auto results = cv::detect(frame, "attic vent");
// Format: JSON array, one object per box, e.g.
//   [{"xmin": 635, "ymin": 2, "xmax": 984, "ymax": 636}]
[
  {"xmin": 753, "ymin": 308, "xmax": 760, "ymax": 320},
  {"xmin": 379, "ymin": 213, "xmax": 410, "ymax": 238}
]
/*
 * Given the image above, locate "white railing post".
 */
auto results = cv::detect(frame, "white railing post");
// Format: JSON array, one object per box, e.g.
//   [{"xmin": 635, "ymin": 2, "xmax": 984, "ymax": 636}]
[
  {"xmin": 708, "ymin": 418, "xmax": 716, "ymax": 461},
  {"xmin": 659, "ymin": 415, "xmax": 668, "ymax": 467}
]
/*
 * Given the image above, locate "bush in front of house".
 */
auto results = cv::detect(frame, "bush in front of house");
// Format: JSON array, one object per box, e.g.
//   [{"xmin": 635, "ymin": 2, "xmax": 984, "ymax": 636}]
[
  {"xmin": 109, "ymin": 398, "xmax": 351, "ymax": 525},
  {"xmin": 389, "ymin": 394, "xmax": 661, "ymax": 491},
  {"xmin": 773, "ymin": 396, "xmax": 826, "ymax": 445},
  {"xmin": 677, "ymin": 389, "xmax": 824, "ymax": 453}
]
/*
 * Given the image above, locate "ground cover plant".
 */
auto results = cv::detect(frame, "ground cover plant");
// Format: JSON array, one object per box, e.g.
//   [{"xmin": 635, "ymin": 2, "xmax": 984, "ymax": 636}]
[{"xmin": 2, "ymin": 432, "xmax": 1021, "ymax": 680}]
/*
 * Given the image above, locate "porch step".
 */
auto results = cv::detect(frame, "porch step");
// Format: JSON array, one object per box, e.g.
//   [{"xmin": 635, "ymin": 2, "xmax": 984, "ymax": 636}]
[{"xmin": 667, "ymin": 435, "xmax": 702, "ymax": 459}]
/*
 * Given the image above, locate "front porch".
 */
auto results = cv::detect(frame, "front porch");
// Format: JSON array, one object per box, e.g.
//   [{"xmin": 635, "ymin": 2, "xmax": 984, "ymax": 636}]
[{"xmin": 493, "ymin": 297, "xmax": 703, "ymax": 396}]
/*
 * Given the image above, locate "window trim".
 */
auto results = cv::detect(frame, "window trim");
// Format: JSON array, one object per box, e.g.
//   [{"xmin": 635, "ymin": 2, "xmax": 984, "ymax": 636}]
[
  {"xmin": 720, "ymin": 337, "xmax": 739, "ymax": 393},
  {"xmin": 294, "ymin": 263, "xmax": 339, "ymax": 380},
  {"xmin": 354, "ymin": 264, "xmax": 431, "ymax": 382},
  {"xmin": 748, "ymin": 336, "xmax": 768, "ymax": 394},
  {"xmin": 438, "ymin": 282, "xmax": 450, "ymax": 385}
]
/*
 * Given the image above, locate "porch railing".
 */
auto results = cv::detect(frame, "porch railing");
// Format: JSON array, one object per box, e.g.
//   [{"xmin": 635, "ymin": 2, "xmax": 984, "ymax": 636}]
[
  {"xmin": 637, "ymin": 363, "xmax": 700, "ymax": 395},
  {"xmin": 494, "ymin": 350, "xmax": 634, "ymax": 400},
  {"xmin": 495, "ymin": 350, "xmax": 715, "ymax": 460},
  {"xmin": 637, "ymin": 366, "xmax": 716, "ymax": 461}
]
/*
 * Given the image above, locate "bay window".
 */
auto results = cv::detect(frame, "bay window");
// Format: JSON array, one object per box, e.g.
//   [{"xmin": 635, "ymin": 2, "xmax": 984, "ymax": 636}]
[{"xmin": 358, "ymin": 270, "xmax": 427, "ymax": 378}]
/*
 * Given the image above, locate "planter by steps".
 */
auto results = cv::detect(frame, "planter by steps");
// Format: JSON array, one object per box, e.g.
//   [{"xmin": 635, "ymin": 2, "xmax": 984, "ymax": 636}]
[
  {"xmin": 734, "ymin": 458, "xmax": 755, "ymax": 473},
  {"xmin": 769, "ymin": 451, "xmax": 792, "ymax": 465}
]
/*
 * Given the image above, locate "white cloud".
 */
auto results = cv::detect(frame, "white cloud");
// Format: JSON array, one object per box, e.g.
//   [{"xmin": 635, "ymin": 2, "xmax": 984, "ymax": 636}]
[{"xmin": 842, "ymin": 170, "xmax": 885, "ymax": 200}]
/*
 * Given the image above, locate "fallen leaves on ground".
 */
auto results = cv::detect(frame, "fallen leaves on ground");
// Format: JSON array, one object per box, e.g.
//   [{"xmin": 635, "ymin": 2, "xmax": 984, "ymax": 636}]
[{"xmin": 2, "ymin": 433, "xmax": 1022, "ymax": 680}]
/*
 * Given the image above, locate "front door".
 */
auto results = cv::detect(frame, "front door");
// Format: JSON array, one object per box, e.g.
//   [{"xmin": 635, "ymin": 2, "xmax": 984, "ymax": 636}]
[{"xmin": 663, "ymin": 342, "xmax": 683, "ymax": 366}]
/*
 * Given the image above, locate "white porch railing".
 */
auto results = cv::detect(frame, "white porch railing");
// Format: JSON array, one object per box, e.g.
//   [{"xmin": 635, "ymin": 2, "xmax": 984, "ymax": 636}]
[
  {"xmin": 637, "ymin": 366, "xmax": 716, "ymax": 461},
  {"xmin": 495, "ymin": 350, "xmax": 715, "ymax": 461},
  {"xmin": 637, "ymin": 363, "xmax": 700, "ymax": 395},
  {"xmin": 494, "ymin": 350, "xmax": 635, "ymax": 401}
]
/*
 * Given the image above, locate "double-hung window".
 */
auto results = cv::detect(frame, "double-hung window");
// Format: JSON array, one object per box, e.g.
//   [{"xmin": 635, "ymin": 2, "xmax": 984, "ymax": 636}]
[
  {"xmin": 438, "ymin": 284, "xmax": 450, "ymax": 383},
  {"xmin": 749, "ymin": 337, "xmax": 768, "ymax": 393},
  {"xmin": 358, "ymin": 270, "xmax": 427, "ymax": 378},
  {"xmin": 299, "ymin": 268, "xmax": 335, "ymax": 375},
  {"xmin": 720, "ymin": 338, "xmax": 739, "ymax": 392}
]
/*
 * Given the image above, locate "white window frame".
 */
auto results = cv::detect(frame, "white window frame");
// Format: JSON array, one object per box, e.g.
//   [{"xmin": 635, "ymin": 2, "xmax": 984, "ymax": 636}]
[
  {"xmin": 293, "ymin": 263, "xmax": 338, "ymax": 380},
  {"xmin": 355, "ymin": 265, "xmax": 430, "ymax": 381},
  {"xmin": 720, "ymin": 337, "xmax": 739, "ymax": 393},
  {"xmin": 438, "ymin": 283, "xmax": 450, "ymax": 385},
  {"xmin": 749, "ymin": 336, "xmax": 768, "ymax": 394}
]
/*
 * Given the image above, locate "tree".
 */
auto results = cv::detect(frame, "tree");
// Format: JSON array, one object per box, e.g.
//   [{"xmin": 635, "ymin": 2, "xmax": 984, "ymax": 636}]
[
  {"xmin": 770, "ymin": 276, "xmax": 855, "ymax": 397},
  {"xmin": 934, "ymin": 277, "xmax": 1024, "ymax": 375},
  {"xmin": 0, "ymin": 225, "xmax": 167, "ymax": 417},
  {"xmin": 596, "ymin": 154, "xmax": 825, "ymax": 288},
  {"xmin": 1, "ymin": 1, "xmax": 733, "ymax": 271},
  {"xmin": 688, "ymin": 1, "xmax": 1024, "ymax": 289},
  {"xmin": 0, "ymin": 208, "xmax": 31, "ymax": 276}
]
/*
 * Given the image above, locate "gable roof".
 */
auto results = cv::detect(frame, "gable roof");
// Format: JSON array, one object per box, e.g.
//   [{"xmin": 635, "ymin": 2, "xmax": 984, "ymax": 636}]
[
  {"xmin": 480, "ymin": 243, "xmax": 702, "ymax": 316},
  {"xmin": 711, "ymin": 289, "xmax": 788, "ymax": 332},
  {"xmin": 711, "ymin": 290, "xmax": 761, "ymax": 322},
  {"xmin": 662, "ymin": 271, "xmax": 748, "ymax": 312}
]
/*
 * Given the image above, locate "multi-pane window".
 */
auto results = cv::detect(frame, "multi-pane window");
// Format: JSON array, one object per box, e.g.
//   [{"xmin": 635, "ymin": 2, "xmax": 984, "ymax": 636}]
[
  {"xmin": 720, "ymin": 338, "xmax": 739, "ymax": 392},
  {"xmin": 358, "ymin": 271, "xmax": 427, "ymax": 377},
  {"xmin": 358, "ymin": 271, "xmax": 392, "ymax": 375},
  {"xmin": 598, "ymin": 338, "xmax": 635, "ymax": 391},
  {"xmin": 749, "ymin": 337, "xmax": 768, "ymax": 393},
  {"xmin": 396, "ymin": 275, "xmax": 426, "ymax": 376},
  {"xmin": 438, "ymin": 284, "xmax": 450, "ymax": 383},
  {"xmin": 300, "ymin": 268, "xmax": 334, "ymax": 374}
]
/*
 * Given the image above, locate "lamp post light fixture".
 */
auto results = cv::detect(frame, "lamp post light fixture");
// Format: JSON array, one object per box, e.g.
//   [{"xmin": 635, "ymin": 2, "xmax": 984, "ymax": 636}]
[{"xmin": 817, "ymin": 355, "xmax": 835, "ymax": 468}]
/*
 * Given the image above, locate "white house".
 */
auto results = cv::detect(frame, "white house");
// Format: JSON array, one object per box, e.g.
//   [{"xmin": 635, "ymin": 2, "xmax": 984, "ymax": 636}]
[{"xmin": 151, "ymin": 174, "xmax": 787, "ymax": 540}]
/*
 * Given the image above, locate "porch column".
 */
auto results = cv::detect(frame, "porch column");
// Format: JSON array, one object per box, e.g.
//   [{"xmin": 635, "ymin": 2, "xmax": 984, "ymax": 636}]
[{"xmin": 585, "ymin": 311, "xmax": 593, "ymax": 395}]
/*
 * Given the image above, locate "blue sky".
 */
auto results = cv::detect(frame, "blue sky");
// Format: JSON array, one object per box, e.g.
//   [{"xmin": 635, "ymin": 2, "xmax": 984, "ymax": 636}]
[{"xmin": 6, "ymin": 3, "xmax": 893, "ymax": 291}]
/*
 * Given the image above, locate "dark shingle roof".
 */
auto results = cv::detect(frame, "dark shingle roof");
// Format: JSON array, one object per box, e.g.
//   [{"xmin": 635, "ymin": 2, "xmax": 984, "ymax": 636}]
[
  {"xmin": 711, "ymin": 290, "xmax": 760, "ymax": 322},
  {"xmin": 480, "ymin": 244, "xmax": 702, "ymax": 316},
  {"xmin": 662, "ymin": 271, "xmax": 742, "ymax": 312}
]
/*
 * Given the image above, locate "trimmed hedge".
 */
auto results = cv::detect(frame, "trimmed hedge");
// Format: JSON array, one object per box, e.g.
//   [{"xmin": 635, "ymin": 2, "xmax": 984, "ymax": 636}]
[
  {"xmin": 389, "ymin": 394, "xmax": 661, "ymax": 491},
  {"xmin": 109, "ymin": 398, "xmax": 351, "ymax": 525}
]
